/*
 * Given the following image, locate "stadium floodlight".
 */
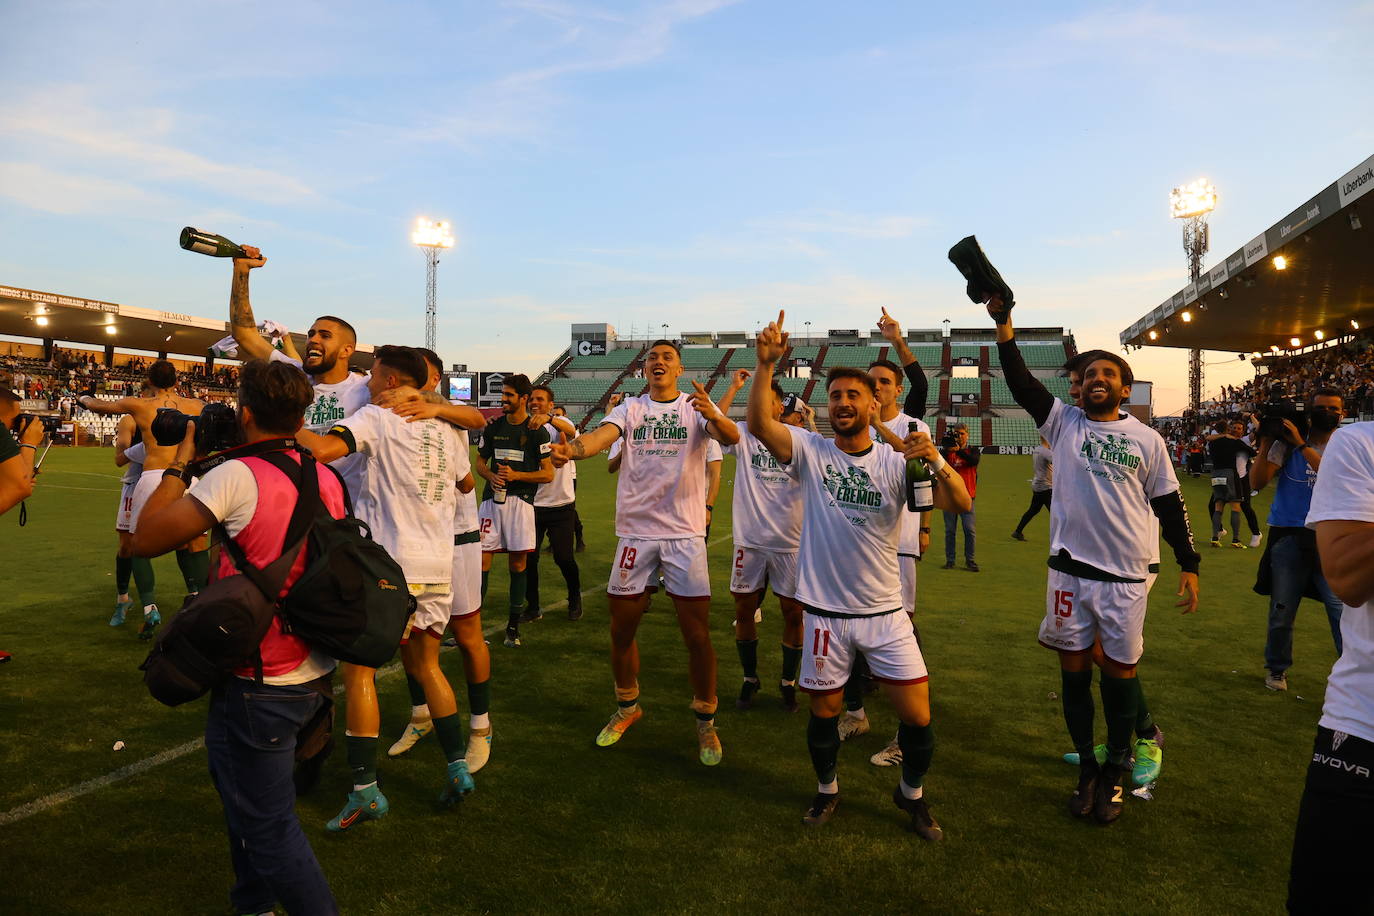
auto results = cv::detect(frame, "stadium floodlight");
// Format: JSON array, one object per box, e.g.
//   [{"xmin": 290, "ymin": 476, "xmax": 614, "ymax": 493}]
[
  {"xmin": 412, "ymin": 217, "xmax": 456, "ymax": 352},
  {"xmin": 1353, "ymin": 319, "xmax": 1361, "ymax": 330},
  {"xmin": 1273, "ymin": 255, "xmax": 1288, "ymax": 270},
  {"xmin": 105, "ymin": 325, "xmax": 116, "ymax": 335},
  {"xmin": 1170, "ymin": 180, "xmax": 1218, "ymax": 219},
  {"xmin": 1148, "ymin": 329, "xmax": 1159, "ymax": 341},
  {"xmin": 35, "ymin": 314, "xmax": 48, "ymax": 327},
  {"xmin": 1315, "ymin": 330, "xmax": 1325, "ymax": 341},
  {"xmin": 1271, "ymin": 345, "xmax": 1281, "ymax": 353},
  {"xmin": 1251, "ymin": 352, "xmax": 1262, "ymax": 359},
  {"xmin": 1181, "ymin": 310, "xmax": 1193, "ymax": 322},
  {"xmin": 1290, "ymin": 337, "xmax": 1302, "ymax": 348}
]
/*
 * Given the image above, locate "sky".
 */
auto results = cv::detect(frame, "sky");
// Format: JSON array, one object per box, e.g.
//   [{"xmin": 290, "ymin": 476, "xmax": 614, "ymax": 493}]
[{"xmin": 2, "ymin": 0, "xmax": 1372, "ymax": 414}]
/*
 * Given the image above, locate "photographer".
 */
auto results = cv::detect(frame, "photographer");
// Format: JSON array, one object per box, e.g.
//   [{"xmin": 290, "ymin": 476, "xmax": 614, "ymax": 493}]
[
  {"xmin": 1251, "ymin": 388, "xmax": 1346, "ymax": 692},
  {"xmin": 131, "ymin": 359, "xmax": 341, "ymax": 915},
  {"xmin": 939, "ymin": 423, "xmax": 980, "ymax": 572},
  {"xmin": 0, "ymin": 388, "xmax": 43, "ymax": 515}
]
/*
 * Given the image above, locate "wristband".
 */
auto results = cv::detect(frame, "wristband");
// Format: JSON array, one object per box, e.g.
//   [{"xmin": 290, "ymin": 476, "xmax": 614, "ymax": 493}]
[
  {"xmin": 1294, "ymin": 441, "xmax": 1308, "ymax": 451},
  {"xmin": 928, "ymin": 454, "xmax": 947, "ymax": 473},
  {"xmin": 919, "ymin": 526, "xmax": 931, "ymax": 533},
  {"xmin": 162, "ymin": 467, "xmax": 193, "ymax": 486},
  {"xmin": 705, "ymin": 504, "xmax": 714, "ymax": 511}
]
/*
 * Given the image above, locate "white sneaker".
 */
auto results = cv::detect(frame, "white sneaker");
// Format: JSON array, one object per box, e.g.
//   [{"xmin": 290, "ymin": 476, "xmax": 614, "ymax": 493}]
[
  {"xmin": 387, "ymin": 717, "xmax": 433, "ymax": 757},
  {"xmin": 466, "ymin": 725, "xmax": 492, "ymax": 773},
  {"xmin": 837, "ymin": 713, "xmax": 870, "ymax": 742},
  {"xmin": 870, "ymin": 737, "xmax": 902, "ymax": 767},
  {"xmin": 1250, "ymin": 533, "xmax": 1263, "ymax": 548}
]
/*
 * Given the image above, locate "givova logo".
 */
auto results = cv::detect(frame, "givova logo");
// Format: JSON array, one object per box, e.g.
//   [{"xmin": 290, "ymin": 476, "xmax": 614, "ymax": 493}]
[{"xmin": 822, "ymin": 463, "xmax": 882, "ymax": 510}]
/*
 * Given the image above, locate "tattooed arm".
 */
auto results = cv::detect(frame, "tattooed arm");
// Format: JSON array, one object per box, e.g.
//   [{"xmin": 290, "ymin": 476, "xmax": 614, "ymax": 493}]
[{"xmin": 229, "ymin": 246, "xmax": 274, "ymax": 361}]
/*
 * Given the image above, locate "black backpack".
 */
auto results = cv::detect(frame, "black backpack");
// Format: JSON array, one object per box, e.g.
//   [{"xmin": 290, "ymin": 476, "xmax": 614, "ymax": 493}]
[{"xmin": 242, "ymin": 450, "xmax": 414, "ymax": 669}]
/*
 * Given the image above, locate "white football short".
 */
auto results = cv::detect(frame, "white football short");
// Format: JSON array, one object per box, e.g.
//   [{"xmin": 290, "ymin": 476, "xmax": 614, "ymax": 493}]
[
  {"xmin": 479, "ymin": 498, "xmax": 536, "ymax": 554},
  {"xmin": 608, "ymin": 537, "xmax": 710, "ymax": 599},
  {"xmin": 799, "ymin": 610, "xmax": 928, "ymax": 694},
  {"xmin": 115, "ymin": 480, "xmax": 136, "ymax": 532},
  {"xmin": 127, "ymin": 469, "xmax": 164, "ymax": 534},
  {"xmin": 451, "ymin": 534, "xmax": 482, "ymax": 619},
  {"xmin": 729, "ymin": 545, "xmax": 798, "ymax": 599},
  {"xmin": 1037, "ymin": 568, "xmax": 1157, "ymax": 665},
  {"xmin": 899, "ymin": 555, "xmax": 918, "ymax": 616},
  {"xmin": 408, "ymin": 587, "xmax": 452, "ymax": 637}
]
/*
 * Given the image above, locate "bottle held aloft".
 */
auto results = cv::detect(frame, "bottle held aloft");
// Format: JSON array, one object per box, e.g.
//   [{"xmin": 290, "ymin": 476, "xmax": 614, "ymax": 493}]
[
  {"xmin": 905, "ymin": 421, "xmax": 935, "ymax": 513},
  {"xmin": 179, "ymin": 227, "xmax": 247, "ymax": 259}
]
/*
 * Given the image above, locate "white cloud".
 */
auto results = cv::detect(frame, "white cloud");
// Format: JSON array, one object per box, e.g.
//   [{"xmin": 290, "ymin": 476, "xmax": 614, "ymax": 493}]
[
  {"xmin": 749, "ymin": 210, "xmax": 931, "ymax": 240},
  {"xmin": 0, "ymin": 162, "xmax": 165, "ymax": 215},
  {"xmin": 1047, "ymin": 6, "xmax": 1283, "ymax": 56}
]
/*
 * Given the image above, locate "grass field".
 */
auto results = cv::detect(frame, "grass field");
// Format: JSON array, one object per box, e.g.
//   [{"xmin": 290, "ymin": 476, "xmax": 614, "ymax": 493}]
[{"xmin": 0, "ymin": 447, "xmax": 1340, "ymax": 914}]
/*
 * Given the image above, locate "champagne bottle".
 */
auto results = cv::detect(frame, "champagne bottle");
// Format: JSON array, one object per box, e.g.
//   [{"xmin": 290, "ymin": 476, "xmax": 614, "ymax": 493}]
[
  {"xmin": 905, "ymin": 422, "xmax": 935, "ymax": 513},
  {"xmin": 179, "ymin": 227, "xmax": 248, "ymax": 258}
]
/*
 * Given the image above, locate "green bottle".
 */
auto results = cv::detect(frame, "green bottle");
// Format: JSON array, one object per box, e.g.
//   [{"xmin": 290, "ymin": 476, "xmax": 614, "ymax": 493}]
[
  {"xmin": 179, "ymin": 227, "xmax": 247, "ymax": 258},
  {"xmin": 905, "ymin": 422, "xmax": 934, "ymax": 513}
]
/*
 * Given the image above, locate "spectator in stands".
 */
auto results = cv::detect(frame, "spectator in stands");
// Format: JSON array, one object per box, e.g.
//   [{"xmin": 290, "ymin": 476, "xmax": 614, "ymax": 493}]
[{"xmin": 940, "ymin": 423, "xmax": 980, "ymax": 572}]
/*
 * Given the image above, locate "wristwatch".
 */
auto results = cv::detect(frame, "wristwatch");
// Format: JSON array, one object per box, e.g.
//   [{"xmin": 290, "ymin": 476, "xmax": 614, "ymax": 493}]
[{"xmin": 920, "ymin": 527, "xmax": 932, "ymax": 533}]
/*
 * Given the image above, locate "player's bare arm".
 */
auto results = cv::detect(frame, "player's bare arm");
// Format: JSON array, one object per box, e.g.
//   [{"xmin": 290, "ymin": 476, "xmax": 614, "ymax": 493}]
[
  {"xmin": 115, "ymin": 414, "xmax": 136, "ymax": 467},
  {"xmin": 748, "ymin": 310, "xmax": 794, "ymax": 463},
  {"xmin": 294, "ymin": 427, "xmax": 352, "ymax": 465},
  {"xmin": 228, "ymin": 245, "xmax": 274, "ymax": 362},
  {"xmin": 131, "ymin": 423, "xmax": 215, "ymax": 557},
  {"xmin": 503, "ymin": 455, "xmax": 555, "ymax": 486},
  {"xmin": 716, "ymin": 369, "xmax": 750, "ymax": 415},
  {"xmin": 903, "ymin": 430, "xmax": 972, "ymax": 513},
  {"xmin": 458, "ymin": 471, "xmax": 476, "ymax": 495},
  {"xmin": 278, "ymin": 330, "xmax": 302, "ymax": 362},
  {"xmin": 0, "ymin": 416, "xmax": 43, "ymax": 512},
  {"xmin": 549, "ymin": 421, "xmax": 620, "ymax": 466},
  {"xmin": 376, "ymin": 386, "xmax": 487, "ymax": 429},
  {"xmin": 690, "ymin": 379, "xmax": 739, "ymax": 445},
  {"xmin": 878, "ymin": 307, "xmax": 916, "ymax": 365},
  {"xmin": 1315, "ymin": 519, "xmax": 1374, "ymax": 607}
]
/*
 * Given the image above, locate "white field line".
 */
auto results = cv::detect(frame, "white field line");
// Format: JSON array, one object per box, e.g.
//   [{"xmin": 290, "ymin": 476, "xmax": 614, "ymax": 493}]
[{"xmin": 0, "ymin": 533, "xmax": 732, "ymax": 828}]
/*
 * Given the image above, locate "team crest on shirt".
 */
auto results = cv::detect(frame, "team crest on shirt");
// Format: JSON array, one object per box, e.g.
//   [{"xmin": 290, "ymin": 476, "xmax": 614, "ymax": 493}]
[
  {"xmin": 815, "ymin": 658, "xmax": 825, "ymax": 673},
  {"xmin": 632, "ymin": 411, "xmax": 689, "ymax": 441},
  {"xmin": 822, "ymin": 464, "xmax": 882, "ymax": 512},
  {"xmin": 1078, "ymin": 431, "xmax": 1141, "ymax": 482},
  {"xmin": 306, "ymin": 393, "xmax": 346, "ymax": 429}
]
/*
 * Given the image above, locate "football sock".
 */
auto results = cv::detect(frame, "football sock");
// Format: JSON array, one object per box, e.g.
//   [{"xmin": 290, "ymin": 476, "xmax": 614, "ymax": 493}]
[
  {"xmin": 406, "ymin": 674, "xmax": 428, "ymax": 708},
  {"xmin": 807, "ymin": 713, "xmax": 841, "ymax": 785},
  {"xmin": 899, "ymin": 778, "xmax": 924, "ymax": 801},
  {"xmin": 175, "ymin": 547, "xmax": 209, "ymax": 594},
  {"xmin": 131, "ymin": 557, "xmax": 156, "ymax": 608},
  {"xmin": 818, "ymin": 779, "xmax": 839, "ymax": 795},
  {"xmin": 736, "ymin": 639, "xmax": 760, "ymax": 679},
  {"xmin": 1100, "ymin": 674, "xmax": 1139, "ymax": 767},
  {"xmin": 480, "ymin": 570, "xmax": 490, "ymax": 602},
  {"xmin": 1134, "ymin": 679, "xmax": 1156, "ymax": 739},
  {"xmin": 432, "ymin": 713, "xmax": 465, "ymax": 763},
  {"xmin": 1230, "ymin": 510, "xmax": 1241, "ymax": 542},
  {"xmin": 508, "ymin": 570, "xmax": 527, "ymax": 627},
  {"xmin": 467, "ymin": 679, "xmax": 491, "ymax": 718},
  {"xmin": 843, "ymin": 676, "xmax": 866, "ymax": 713},
  {"xmin": 1210, "ymin": 507, "xmax": 1223, "ymax": 539},
  {"xmin": 115, "ymin": 555, "xmax": 133, "ymax": 596},
  {"xmin": 694, "ymin": 710, "xmax": 715, "ymax": 723},
  {"xmin": 781, "ymin": 644, "xmax": 802, "ymax": 684},
  {"xmin": 345, "ymin": 734, "xmax": 378, "ymax": 789},
  {"xmin": 1060, "ymin": 668, "xmax": 1096, "ymax": 759},
  {"xmin": 897, "ymin": 722, "xmax": 934, "ymax": 792}
]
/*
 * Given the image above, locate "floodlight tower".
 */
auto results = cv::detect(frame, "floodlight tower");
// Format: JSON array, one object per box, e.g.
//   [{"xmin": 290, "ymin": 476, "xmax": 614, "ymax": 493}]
[
  {"xmin": 1169, "ymin": 179, "xmax": 1217, "ymax": 421},
  {"xmin": 411, "ymin": 217, "xmax": 455, "ymax": 352}
]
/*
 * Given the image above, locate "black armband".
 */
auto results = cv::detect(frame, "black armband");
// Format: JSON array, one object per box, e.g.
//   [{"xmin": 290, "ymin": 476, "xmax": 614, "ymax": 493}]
[
  {"xmin": 1150, "ymin": 490, "xmax": 1201, "ymax": 574},
  {"xmin": 327, "ymin": 425, "xmax": 358, "ymax": 455}
]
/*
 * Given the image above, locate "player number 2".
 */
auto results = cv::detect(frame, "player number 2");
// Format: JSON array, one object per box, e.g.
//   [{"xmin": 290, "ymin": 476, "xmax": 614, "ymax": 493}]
[
  {"xmin": 1054, "ymin": 590, "xmax": 1074, "ymax": 618},
  {"xmin": 811, "ymin": 629, "xmax": 831, "ymax": 657},
  {"xmin": 734, "ymin": 549, "xmax": 745, "ymax": 571},
  {"xmin": 618, "ymin": 546, "xmax": 638, "ymax": 570}
]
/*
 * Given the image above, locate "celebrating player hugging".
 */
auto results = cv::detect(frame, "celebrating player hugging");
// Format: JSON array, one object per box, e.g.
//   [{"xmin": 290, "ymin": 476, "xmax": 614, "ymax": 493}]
[{"xmin": 747, "ymin": 310, "xmax": 970, "ymax": 837}]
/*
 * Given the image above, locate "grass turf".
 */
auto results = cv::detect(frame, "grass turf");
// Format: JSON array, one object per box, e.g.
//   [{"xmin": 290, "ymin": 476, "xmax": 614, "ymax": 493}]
[{"xmin": 0, "ymin": 448, "xmax": 1337, "ymax": 914}]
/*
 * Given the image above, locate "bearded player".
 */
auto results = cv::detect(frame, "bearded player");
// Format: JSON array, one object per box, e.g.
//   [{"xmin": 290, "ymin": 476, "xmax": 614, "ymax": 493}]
[
  {"xmin": 550, "ymin": 341, "xmax": 739, "ymax": 765},
  {"xmin": 749, "ymin": 311, "xmax": 969, "ymax": 836},
  {"xmin": 997, "ymin": 303, "xmax": 1198, "ymax": 825}
]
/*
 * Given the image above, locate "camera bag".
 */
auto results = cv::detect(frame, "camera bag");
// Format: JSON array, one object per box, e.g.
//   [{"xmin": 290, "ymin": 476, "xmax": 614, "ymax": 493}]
[{"xmin": 243, "ymin": 450, "xmax": 414, "ymax": 670}]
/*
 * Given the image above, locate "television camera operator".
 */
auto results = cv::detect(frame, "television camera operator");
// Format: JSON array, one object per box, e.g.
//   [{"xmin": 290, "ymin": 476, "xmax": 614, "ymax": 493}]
[
  {"xmin": 939, "ymin": 422, "xmax": 981, "ymax": 572},
  {"xmin": 1251, "ymin": 386, "xmax": 1346, "ymax": 693}
]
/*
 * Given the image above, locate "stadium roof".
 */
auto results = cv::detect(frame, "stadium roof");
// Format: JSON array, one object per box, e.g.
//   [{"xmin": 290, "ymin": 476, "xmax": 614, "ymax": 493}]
[
  {"xmin": 1121, "ymin": 152, "xmax": 1374, "ymax": 355},
  {"xmin": 0, "ymin": 283, "xmax": 373, "ymax": 366}
]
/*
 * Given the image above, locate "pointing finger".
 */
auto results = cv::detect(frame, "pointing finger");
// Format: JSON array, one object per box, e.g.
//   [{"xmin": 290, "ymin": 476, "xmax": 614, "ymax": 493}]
[{"xmin": 777, "ymin": 309, "xmax": 785, "ymax": 328}]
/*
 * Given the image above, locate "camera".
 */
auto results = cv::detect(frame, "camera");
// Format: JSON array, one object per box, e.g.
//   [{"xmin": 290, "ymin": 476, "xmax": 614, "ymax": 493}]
[
  {"xmin": 151, "ymin": 403, "xmax": 243, "ymax": 455},
  {"xmin": 1257, "ymin": 388, "xmax": 1308, "ymax": 442},
  {"xmin": 940, "ymin": 430, "xmax": 959, "ymax": 451},
  {"xmin": 10, "ymin": 413, "xmax": 61, "ymax": 437}
]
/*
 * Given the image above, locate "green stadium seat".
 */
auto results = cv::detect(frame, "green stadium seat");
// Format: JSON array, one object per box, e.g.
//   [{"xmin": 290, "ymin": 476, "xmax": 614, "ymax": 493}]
[
  {"xmin": 680, "ymin": 348, "xmax": 726, "ymax": 370},
  {"xmin": 565, "ymin": 349, "xmax": 640, "ymax": 371},
  {"xmin": 823, "ymin": 346, "xmax": 886, "ymax": 368},
  {"xmin": 948, "ymin": 377, "xmax": 980, "ymax": 396}
]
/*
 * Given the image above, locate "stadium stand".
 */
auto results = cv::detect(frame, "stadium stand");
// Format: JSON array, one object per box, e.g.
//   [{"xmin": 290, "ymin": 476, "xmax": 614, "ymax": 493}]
[
  {"xmin": 948, "ymin": 377, "xmax": 980, "ymax": 397},
  {"xmin": 990, "ymin": 416, "xmax": 1040, "ymax": 447},
  {"xmin": 822, "ymin": 346, "xmax": 886, "ymax": 368}
]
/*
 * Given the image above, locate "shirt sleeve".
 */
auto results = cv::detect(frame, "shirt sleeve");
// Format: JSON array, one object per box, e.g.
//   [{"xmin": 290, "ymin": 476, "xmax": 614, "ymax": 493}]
[
  {"xmin": 783, "ymin": 425, "xmax": 811, "ymax": 471},
  {"xmin": 267, "ymin": 349, "xmax": 304, "ymax": 371},
  {"xmin": 1037, "ymin": 398, "xmax": 1068, "ymax": 445},
  {"xmin": 1308, "ymin": 427, "xmax": 1374, "ymax": 526},
  {"xmin": 706, "ymin": 438, "xmax": 722, "ymax": 462},
  {"xmin": 186, "ymin": 460, "xmax": 259, "ymax": 537},
  {"xmin": 531, "ymin": 424, "xmax": 551, "ymax": 463},
  {"xmin": 1267, "ymin": 440, "xmax": 1288, "ymax": 467},
  {"xmin": 0, "ymin": 426, "xmax": 18, "ymax": 464},
  {"xmin": 1141, "ymin": 432, "xmax": 1181, "ymax": 499},
  {"xmin": 602, "ymin": 400, "xmax": 629, "ymax": 435}
]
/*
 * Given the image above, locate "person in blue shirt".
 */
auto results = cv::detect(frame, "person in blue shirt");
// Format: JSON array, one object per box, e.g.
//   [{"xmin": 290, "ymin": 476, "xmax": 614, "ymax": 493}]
[{"xmin": 1251, "ymin": 388, "xmax": 1346, "ymax": 692}]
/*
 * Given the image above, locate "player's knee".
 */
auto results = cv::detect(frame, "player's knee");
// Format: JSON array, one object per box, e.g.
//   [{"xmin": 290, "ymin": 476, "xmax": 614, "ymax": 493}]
[{"xmin": 510, "ymin": 555, "xmax": 528, "ymax": 572}]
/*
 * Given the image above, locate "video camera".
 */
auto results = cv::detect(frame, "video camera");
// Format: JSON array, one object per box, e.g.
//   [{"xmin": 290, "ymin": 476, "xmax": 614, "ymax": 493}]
[
  {"xmin": 150, "ymin": 403, "xmax": 243, "ymax": 455},
  {"xmin": 940, "ymin": 430, "xmax": 959, "ymax": 451},
  {"xmin": 10, "ymin": 413, "xmax": 62, "ymax": 439},
  {"xmin": 1256, "ymin": 386, "xmax": 1308, "ymax": 442}
]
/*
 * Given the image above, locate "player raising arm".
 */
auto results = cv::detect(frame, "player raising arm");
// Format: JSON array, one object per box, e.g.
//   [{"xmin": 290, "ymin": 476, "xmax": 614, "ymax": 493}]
[
  {"xmin": 748, "ymin": 311, "xmax": 967, "ymax": 837},
  {"xmin": 994, "ymin": 298, "xmax": 1198, "ymax": 826},
  {"xmin": 549, "ymin": 340, "xmax": 738, "ymax": 766}
]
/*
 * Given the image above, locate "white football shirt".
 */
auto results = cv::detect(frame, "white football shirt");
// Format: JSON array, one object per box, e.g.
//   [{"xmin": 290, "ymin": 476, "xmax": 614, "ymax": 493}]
[
  {"xmin": 269, "ymin": 350, "xmax": 371, "ymax": 501},
  {"xmin": 723, "ymin": 421, "xmax": 802, "ymax": 551},
  {"xmin": 453, "ymin": 430, "xmax": 478, "ymax": 535},
  {"xmin": 883, "ymin": 411, "xmax": 932, "ymax": 557},
  {"xmin": 600, "ymin": 392, "xmax": 712, "ymax": 539},
  {"xmin": 785, "ymin": 426, "xmax": 905, "ymax": 615},
  {"xmin": 335, "ymin": 405, "xmax": 461, "ymax": 584},
  {"xmin": 535, "ymin": 420, "xmax": 577, "ymax": 508},
  {"xmin": 1306, "ymin": 423, "xmax": 1374, "ymax": 743},
  {"xmin": 1039, "ymin": 399, "xmax": 1178, "ymax": 580}
]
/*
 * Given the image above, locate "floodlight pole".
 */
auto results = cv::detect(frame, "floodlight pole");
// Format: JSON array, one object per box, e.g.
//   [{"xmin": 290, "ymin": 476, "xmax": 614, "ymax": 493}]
[
  {"xmin": 1182, "ymin": 214, "xmax": 1209, "ymax": 424},
  {"xmin": 422, "ymin": 246, "xmax": 440, "ymax": 352}
]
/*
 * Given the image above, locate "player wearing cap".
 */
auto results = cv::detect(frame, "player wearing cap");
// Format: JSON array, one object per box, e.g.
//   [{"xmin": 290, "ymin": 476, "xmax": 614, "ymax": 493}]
[
  {"xmin": 715, "ymin": 370, "xmax": 805, "ymax": 711},
  {"xmin": 997, "ymin": 304, "xmax": 1199, "ymax": 825},
  {"xmin": 748, "ymin": 311, "xmax": 969, "ymax": 837},
  {"xmin": 550, "ymin": 340, "xmax": 739, "ymax": 765}
]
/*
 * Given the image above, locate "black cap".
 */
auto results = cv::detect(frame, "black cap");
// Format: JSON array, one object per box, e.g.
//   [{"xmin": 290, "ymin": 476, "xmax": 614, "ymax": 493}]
[{"xmin": 781, "ymin": 394, "xmax": 802, "ymax": 415}]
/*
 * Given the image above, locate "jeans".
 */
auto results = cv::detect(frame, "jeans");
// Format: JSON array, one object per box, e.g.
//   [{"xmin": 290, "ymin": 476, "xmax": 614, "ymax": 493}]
[
  {"xmin": 1264, "ymin": 532, "xmax": 1343, "ymax": 675},
  {"xmin": 206, "ymin": 676, "xmax": 338, "ymax": 916},
  {"xmin": 943, "ymin": 500, "xmax": 976, "ymax": 564}
]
